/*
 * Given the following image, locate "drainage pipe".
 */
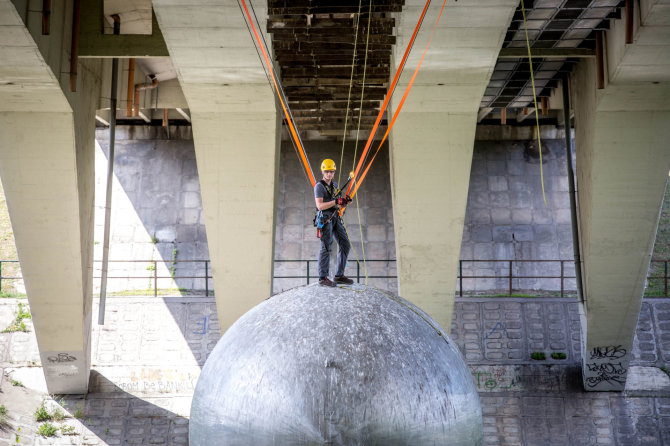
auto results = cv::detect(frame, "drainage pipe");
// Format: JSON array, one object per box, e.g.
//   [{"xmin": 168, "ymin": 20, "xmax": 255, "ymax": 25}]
[
  {"xmin": 561, "ymin": 74, "xmax": 584, "ymax": 302},
  {"xmin": 98, "ymin": 15, "xmax": 121, "ymax": 325},
  {"xmin": 126, "ymin": 58, "xmax": 135, "ymax": 117},
  {"xmin": 133, "ymin": 75, "xmax": 159, "ymax": 117}
]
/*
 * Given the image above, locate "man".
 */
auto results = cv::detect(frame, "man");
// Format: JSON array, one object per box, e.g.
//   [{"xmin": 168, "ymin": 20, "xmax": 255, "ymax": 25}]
[{"xmin": 314, "ymin": 159, "xmax": 354, "ymax": 287}]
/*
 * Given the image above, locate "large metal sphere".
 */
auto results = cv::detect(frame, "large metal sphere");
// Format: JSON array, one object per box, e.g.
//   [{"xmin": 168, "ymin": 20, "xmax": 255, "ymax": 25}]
[{"xmin": 190, "ymin": 284, "xmax": 482, "ymax": 445}]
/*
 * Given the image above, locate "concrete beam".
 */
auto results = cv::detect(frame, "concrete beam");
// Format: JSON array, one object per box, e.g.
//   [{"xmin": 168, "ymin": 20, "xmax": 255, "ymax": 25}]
[{"xmin": 78, "ymin": 2, "xmax": 169, "ymax": 58}]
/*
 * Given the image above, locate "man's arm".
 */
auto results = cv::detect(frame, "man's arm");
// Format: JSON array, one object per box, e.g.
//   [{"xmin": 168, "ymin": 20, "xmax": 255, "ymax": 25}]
[{"xmin": 315, "ymin": 197, "xmax": 337, "ymax": 211}]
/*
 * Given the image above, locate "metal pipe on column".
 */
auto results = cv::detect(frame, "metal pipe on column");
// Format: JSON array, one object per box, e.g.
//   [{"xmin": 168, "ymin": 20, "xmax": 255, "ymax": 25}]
[
  {"xmin": 561, "ymin": 74, "xmax": 584, "ymax": 302},
  {"xmin": 98, "ymin": 15, "xmax": 121, "ymax": 325}
]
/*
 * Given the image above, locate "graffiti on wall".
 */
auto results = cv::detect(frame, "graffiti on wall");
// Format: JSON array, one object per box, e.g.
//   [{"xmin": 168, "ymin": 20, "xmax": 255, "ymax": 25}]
[{"xmin": 585, "ymin": 345, "xmax": 628, "ymax": 389}]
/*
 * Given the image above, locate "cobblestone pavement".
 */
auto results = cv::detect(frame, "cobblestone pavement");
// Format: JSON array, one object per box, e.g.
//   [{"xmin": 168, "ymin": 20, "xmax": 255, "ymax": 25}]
[{"xmin": 1, "ymin": 296, "xmax": 669, "ymax": 445}]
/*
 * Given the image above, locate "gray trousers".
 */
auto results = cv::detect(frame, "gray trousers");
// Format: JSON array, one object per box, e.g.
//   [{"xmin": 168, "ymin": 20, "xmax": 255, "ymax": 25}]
[{"xmin": 318, "ymin": 215, "xmax": 351, "ymax": 278}]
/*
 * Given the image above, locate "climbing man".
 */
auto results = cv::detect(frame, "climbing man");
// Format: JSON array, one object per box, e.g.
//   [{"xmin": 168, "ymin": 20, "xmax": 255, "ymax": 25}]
[{"xmin": 314, "ymin": 159, "xmax": 354, "ymax": 287}]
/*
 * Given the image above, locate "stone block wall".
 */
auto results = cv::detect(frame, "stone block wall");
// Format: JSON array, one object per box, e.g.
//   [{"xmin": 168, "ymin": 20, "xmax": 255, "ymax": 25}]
[
  {"xmin": 92, "ymin": 126, "xmax": 578, "ymax": 296},
  {"xmin": 95, "ymin": 126, "xmax": 210, "ymax": 293},
  {"xmin": 461, "ymin": 139, "xmax": 577, "ymax": 294}
]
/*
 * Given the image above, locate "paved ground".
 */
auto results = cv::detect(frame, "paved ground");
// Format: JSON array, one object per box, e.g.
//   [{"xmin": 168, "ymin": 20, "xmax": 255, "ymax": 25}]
[{"xmin": 0, "ymin": 294, "xmax": 669, "ymax": 445}]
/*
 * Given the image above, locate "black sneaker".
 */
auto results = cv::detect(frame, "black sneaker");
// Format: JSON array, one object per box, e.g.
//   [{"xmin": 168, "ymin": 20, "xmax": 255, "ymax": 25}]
[
  {"xmin": 319, "ymin": 277, "xmax": 336, "ymax": 287},
  {"xmin": 334, "ymin": 275, "xmax": 354, "ymax": 285}
]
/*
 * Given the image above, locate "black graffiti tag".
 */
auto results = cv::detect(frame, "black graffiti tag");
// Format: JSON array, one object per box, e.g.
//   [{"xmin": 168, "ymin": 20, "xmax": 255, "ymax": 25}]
[
  {"xmin": 585, "ymin": 362, "xmax": 626, "ymax": 388},
  {"xmin": 47, "ymin": 353, "xmax": 77, "ymax": 363},
  {"xmin": 589, "ymin": 345, "xmax": 627, "ymax": 360}
]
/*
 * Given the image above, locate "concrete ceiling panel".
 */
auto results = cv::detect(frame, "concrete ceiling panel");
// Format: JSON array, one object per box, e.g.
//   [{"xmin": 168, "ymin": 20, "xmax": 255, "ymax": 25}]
[
  {"xmin": 597, "ymin": 83, "xmax": 670, "ymax": 111},
  {"xmin": 156, "ymin": 28, "xmax": 253, "ymax": 47},
  {"xmin": 168, "ymin": 47, "xmax": 265, "ymax": 69},
  {"xmin": 393, "ymin": 84, "xmax": 488, "ymax": 112},
  {"xmin": 176, "ymin": 67, "xmax": 268, "ymax": 85},
  {"xmin": 0, "ymin": 1, "xmax": 22, "ymax": 25},
  {"xmin": 181, "ymin": 84, "xmax": 275, "ymax": 113},
  {"xmin": 0, "ymin": 25, "xmax": 33, "ymax": 46},
  {"xmin": 0, "ymin": 1, "xmax": 70, "ymax": 112},
  {"xmin": 154, "ymin": 5, "xmax": 261, "ymax": 29}
]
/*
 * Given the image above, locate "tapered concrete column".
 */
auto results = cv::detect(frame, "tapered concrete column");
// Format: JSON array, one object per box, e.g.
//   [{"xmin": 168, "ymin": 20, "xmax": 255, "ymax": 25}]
[
  {"xmin": 572, "ymin": 0, "xmax": 670, "ymax": 390},
  {"xmin": 0, "ymin": 0, "xmax": 102, "ymax": 393},
  {"xmin": 153, "ymin": 1, "xmax": 279, "ymax": 330},
  {"xmin": 389, "ymin": 0, "xmax": 517, "ymax": 330},
  {"xmin": 390, "ymin": 112, "xmax": 476, "ymax": 328},
  {"xmin": 191, "ymin": 110, "xmax": 279, "ymax": 330}
]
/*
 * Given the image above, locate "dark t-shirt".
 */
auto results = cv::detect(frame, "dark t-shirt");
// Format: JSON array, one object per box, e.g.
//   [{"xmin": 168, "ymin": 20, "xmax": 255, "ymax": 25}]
[
  {"xmin": 314, "ymin": 180, "xmax": 337, "ymax": 201},
  {"xmin": 314, "ymin": 180, "xmax": 337, "ymax": 214}
]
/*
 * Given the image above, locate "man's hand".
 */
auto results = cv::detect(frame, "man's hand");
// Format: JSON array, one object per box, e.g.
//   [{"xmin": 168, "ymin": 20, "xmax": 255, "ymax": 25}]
[{"xmin": 335, "ymin": 196, "xmax": 352, "ymax": 206}]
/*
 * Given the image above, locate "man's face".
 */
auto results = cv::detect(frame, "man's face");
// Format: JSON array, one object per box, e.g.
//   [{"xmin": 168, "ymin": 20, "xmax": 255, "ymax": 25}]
[{"xmin": 322, "ymin": 170, "xmax": 335, "ymax": 181}]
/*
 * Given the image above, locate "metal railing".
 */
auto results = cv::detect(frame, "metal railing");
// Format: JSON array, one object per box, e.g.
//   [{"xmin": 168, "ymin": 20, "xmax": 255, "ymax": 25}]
[
  {"xmin": 458, "ymin": 259, "xmax": 577, "ymax": 297},
  {"xmin": 273, "ymin": 259, "xmax": 396, "ymax": 284},
  {"xmin": 92, "ymin": 259, "xmax": 212, "ymax": 297},
  {"xmin": 1, "ymin": 258, "xmax": 670, "ymax": 297},
  {"xmin": 0, "ymin": 260, "xmax": 20, "ymax": 293}
]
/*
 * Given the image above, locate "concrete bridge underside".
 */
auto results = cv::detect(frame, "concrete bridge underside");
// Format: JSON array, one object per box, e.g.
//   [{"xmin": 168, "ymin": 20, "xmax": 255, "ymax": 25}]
[{"xmin": 0, "ymin": 0, "xmax": 669, "ymax": 394}]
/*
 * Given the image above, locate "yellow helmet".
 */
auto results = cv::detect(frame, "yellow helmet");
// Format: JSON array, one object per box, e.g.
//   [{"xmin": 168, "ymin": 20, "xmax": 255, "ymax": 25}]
[{"xmin": 321, "ymin": 159, "xmax": 336, "ymax": 171}]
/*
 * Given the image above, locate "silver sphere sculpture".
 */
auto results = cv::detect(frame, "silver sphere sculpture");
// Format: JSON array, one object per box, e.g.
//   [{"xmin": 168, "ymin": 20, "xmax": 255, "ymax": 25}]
[{"xmin": 190, "ymin": 284, "xmax": 482, "ymax": 445}]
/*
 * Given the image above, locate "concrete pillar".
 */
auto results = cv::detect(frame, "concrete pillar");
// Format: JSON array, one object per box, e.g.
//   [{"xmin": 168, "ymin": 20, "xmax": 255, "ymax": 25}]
[
  {"xmin": 572, "ymin": 0, "xmax": 670, "ymax": 390},
  {"xmin": 389, "ymin": 0, "xmax": 517, "ymax": 330},
  {"xmin": 191, "ymin": 110, "xmax": 279, "ymax": 330},
  {"xmin": 153, "ymin": 1, "xmax": 279, "ymax": 331},
  {"xmin": 0, "ymin": 0, "xmax": 102, "ymax": 393},
  {"xmin": 391, "ymin": 112, "xmax": 476, "ymax": 328}
]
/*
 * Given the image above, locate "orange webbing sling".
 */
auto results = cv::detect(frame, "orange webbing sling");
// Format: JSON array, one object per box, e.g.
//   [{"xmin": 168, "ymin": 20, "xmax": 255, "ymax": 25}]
[
  {"xmin": 346, "ymin": 0, "xmax": 433, "ymax": 198},
  {"xmin": 351, "ymin": 0, "xmax": 448, "ymax": 199},
  {"xmin": 239, "ymin": 0, "xmax": 316, "ymax": 187}
]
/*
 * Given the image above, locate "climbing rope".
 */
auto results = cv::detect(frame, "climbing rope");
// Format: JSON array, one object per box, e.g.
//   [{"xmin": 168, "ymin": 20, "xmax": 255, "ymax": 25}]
[
  {"xmin": 350, "ymin": 0, "xmax": 449, "ymax": 199},
  {"xmin": 520, "ymin": 0, "xmax": 547, "ymax": 205},
  {"xmin": 345, "ymin": 0, "xmax": 432, "ymax": 199},
  {"xmin": 238, "ymin": 0, "xmax": 316, "ymax": 187},
  {"xmin": 348, "ymin": 0, "xmax": 374, "ymax": 283},
  {"xmin": 338, "ymin": 0, "xmax": 364, "ymax": 187}
]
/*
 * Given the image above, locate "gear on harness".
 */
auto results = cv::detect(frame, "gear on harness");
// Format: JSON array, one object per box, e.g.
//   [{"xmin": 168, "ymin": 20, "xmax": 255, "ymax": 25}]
[{"xmin": 313, "ymin": 210, "xmax": 325, "ymax": 238}]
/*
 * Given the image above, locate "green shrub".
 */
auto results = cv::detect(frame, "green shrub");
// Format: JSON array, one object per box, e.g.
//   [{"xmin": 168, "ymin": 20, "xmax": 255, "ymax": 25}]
[
  {"xmin": 531, "ymin": 351, "xmax": 546, "ymax": 361},
  {"xmin": 551, "ymin": 352, "xmax": 567, "ymax": 360},
  {"xmin": 38, "ymin": 422, "xmax": 58, "ymax": 437},
  {"xmin": 10, "ymin": 379, "xmax": 23, "ymax": 387},
  {"xmin": 34, "ymin": 402, "xmax": 50, "ymax": 422},
  {"xmin": 2, "ymin": 303, "xmax": 31, "ymax": 333}
]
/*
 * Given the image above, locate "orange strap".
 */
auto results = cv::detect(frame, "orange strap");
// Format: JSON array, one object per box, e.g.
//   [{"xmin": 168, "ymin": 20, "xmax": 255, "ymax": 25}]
[
  {"xmin": 346, "ymin": 0, "xmax": 432, "ymax": 197},
  {"xmin": 239, "ymin": 0, "xmax": 316, "ymax": 187},
  {"xmin": 351, "ymin": 0, "xmax": 448, "ymax": 198}
]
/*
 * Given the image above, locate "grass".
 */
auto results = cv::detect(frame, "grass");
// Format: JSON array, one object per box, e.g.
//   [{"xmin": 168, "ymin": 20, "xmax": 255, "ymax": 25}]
[
  {"xmin": 531, "ymin": 351, "xmax": 546, "ymax": 361},
  {"xmin": 2, "ymin": 303, "xmax": 31, "ymax": 333},
  {"xmin": 37, "ymin": 422, "xmax": 58, "ymax": 437},
  {"xmin": 0, "ymin": 291, "xmax": 26, "ymax": 299},
  {"xmin": 0, "ymin": 405, "xmax": 9, "ymax": 428},
  {"xmin": 60, "ymin": 425, "xmax": 77, "ymax": 435},
  {"xmin": 10, "ymin": 379, "xmax": 23, "ymax": 387},
  {"xmin": 51, "ymin": 407, "xmax": 66, "ymax": 422},
  {"xmin": 73, "ymin": 404, "xmax": 84, "ymax": 419},
  {"xmin": 34, "ymin": 402, "xmax": 51, "ymax": 422}
]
